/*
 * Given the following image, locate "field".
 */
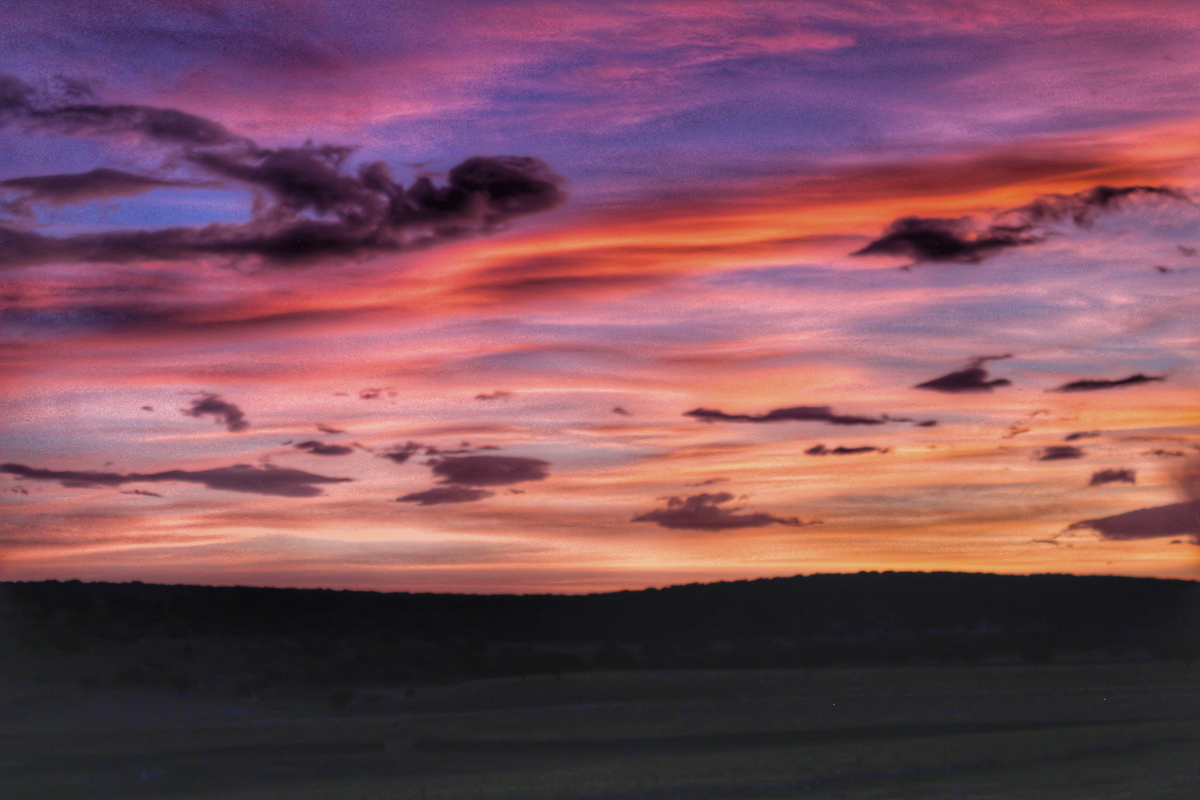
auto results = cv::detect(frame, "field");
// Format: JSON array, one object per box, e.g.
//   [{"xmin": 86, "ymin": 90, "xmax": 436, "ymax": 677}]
[{"xmin": 4, "ymin": 661, "xmax": 1200, "ymax": 799}]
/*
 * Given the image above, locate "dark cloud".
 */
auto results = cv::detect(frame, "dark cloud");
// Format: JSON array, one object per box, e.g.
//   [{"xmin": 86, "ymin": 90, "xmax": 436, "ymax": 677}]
[
  {"xmin": 684, "ymin": 406, "xmax": 886, "ymax": 426},
  {"xmin": 0, "ymin": 74, "xmax": 234, "ymax": 145},
  {"xmin": 474, "ymin": 390, "xmax": 512, "ymax": 401},
  {"xmin": 120, "ymin": 489, "xmax": 163, "ymax": 498},
  {"xmin": 1051, "ymin": 373, "xmax": 1166, "ymax": 392},
  {"xmin": 1069, "ymin": 501, "xmax": 1200, "ymax": 543},
  {"xmin": 316, "ymin": 424, "xmax": 345, "ymax": 435},
  {"xmin": 141, "ymin": 405, "xmax": 153, "ymax": 411},
  {"xmin": 854, "ymin": 185, "xmax": 1190, "ymax": 265},
  {"xmin": 852, "ymin": 216, "xmax": 1037, "ymax": 264},
  {"xmin": 1089, "ymin": 468, "xmax": 1136, "ymax": 486},
  {"xmin": 632, "ymin": 492, "xmax": 818, "ymax": 531},
  {"xmin": 612, "ymin": 406, "xmax": 631, "ymax": 416},
  {"xmin": 0, "ymin": 73, "xmax": 564, "ymax": 269},
  {"xmin": 0, "ymin": 168, "xmax": 192, "ymax": 210},
  {"xmin": 1145, "ymin": 449, "xmax": 1187, "ymax": 458},
  {"xmin": 1039, "ymin": 445, "xmax": 1084, "ymax": 461},
  {"xmin": 182, "ymin": 392, "xmax": 248, "ymax": 432},
  {"xmin": 380, "ymin": 441, "xmax": 501, "ymax": 465},
  {"xmin": 915, "ymin": 354, "xmax": 1012, "ymax": 393},
  {"xmin": 429, "ymin": 455, "xmax": 550, "ymax": 487},
  {"xmin": 381, "ymin": 442, "xmax": 424, "ymax": 464},
  {"xmin": 0, "ymin": 462, "xmax": 351, "ymax": 498},
  {"xmin": 1065, "ymin": 430, "xmax": 1101, "ymax": 442},
  {"xmin": 915, "ymin": 420, "xmax": 938, "ymax": 427},
  {"xmin": 294, "ymin": 440, "xmax": 354, "ymax": 456},
  {"xmin": 687, "ymin": 477, "xmax": 728, "ymax": 487},
  {"xmin": 396, "ymin": 486, "xmax": 495, "ymax": 506},
  {"xmin": 804, "ymin": 444, "xmax": 888, "ymax": 455},
  {"xmin": 1179, "ymin": 245, "xmax": 1197, "ymax": 256}
]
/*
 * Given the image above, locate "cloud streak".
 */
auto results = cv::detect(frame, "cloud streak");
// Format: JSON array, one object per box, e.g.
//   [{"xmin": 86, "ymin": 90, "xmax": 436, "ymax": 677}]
[
  {"xmin": 1089, "ymin": 468, "xmax": 1136, "ymax": 486},
  {"xmin": 854, "ymin": 186, "xmax": 1189, "ymax": 264},
  {"xmin": 293, "ymin": 440, "xmax": 354, "ymax": 456},
  {"xmin": 685, "ymin": 406, "xmax": 886, "ymax": 426},
  {"xmin": 397, "ymin": 486, "xmax": 495, "ymax": 505},
  {"xmin": 1039, "ymin": 446, "xmax": 1084, "ymax": 461},
  {"xmin": 804, "ymin": 444, "xmax": 887, "ymax": 455},
  {"xmin": 1070, "ymin": 501, "xmax": 1200, "ymax": 543},
  {"xmin": 1051, "ymin": 373, "xmax": 1166, "ymax": 392},
  {"xmin": 0, "ymin": 73, "xmax": 565, "ymax": 269},
  {"xmin": 429, "ymin": 455, "xmax": 550, "ymax": 487},
  {"xmin": 1, "ymin": 462, "xmax": 352, "ymax": 498},
  {"xmin": 915, "ymin": 355, "xmax": 1012, "ymax": 393},
  {"xmin": 183, "ymin": 393, "xmax": 249, "ymax": 432},
  {"xmin": 633, "ymin": 492, "xmax": 817, "ymax": 531}
]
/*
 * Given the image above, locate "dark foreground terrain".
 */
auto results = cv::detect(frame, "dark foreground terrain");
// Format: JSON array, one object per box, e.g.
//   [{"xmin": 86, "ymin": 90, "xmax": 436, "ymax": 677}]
[
  {"xmin": 3, "ymin": 663, "xmax": 1200, "ymax": 799},
  {"xmin": 3, "ymin": 573, "xmax": 1199, "ymax": 798}
]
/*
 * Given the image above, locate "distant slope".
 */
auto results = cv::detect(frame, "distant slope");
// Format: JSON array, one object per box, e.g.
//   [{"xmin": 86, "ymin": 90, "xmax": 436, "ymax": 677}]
[{"xmin": 3, "ymin": 572, "xmax": 1197, "ymax": 648}]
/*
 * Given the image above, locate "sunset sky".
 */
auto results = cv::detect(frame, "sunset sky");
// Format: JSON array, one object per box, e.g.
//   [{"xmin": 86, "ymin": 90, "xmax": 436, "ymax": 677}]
[{"xmin": 1, "ymin": 0, "xmax": 1198, "ymax": 592}]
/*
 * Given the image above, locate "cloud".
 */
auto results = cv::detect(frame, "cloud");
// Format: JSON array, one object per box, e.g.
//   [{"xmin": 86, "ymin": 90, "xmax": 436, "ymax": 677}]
[
  {"xmin": 0, "ymin": 168, "xmax": 194, "ymax": 210},
  {"xmin": 0, "ymin": 73, "xmax": 564, "ymax": 269},
  {"xmin": 1065, "ymin": 430, "xmax": 1101, "ymax": 442},
  {"xmin": 915, "ymin": 355, "xmax": 1012, "ymax": 393},
  {"xmin": 854, "ymin": 185, "xmax": 1190, "ymax": 265},
  {"xmin": 612, "ymin": 406, "xmax": 631, "ymax": 416},
  {"xmin": 1051, "ymin": 373, "xmax": 1166, "ymax": 392},
  {"xmin": 632, "ymin": 492, "xmax": 817, "ymax": 531},
  {"xmin": 120, "ymin": 489, "xmax": 163, "ymax": 497},
  {"xmin": 396, "ymin": 486, "xmax": 495, "ymax": 505},
  {"xmin": 316, "ymin": 424, "xmax": 345, "ymax": 434},
  {"xmin": 1039, "ymin": 445, "xmax": 1084, "ymax": 461},
  {"xmin": 429, "ymin": 455, "xmax": 550, "ymax": 487},
  {"xmin": 1145, "ymin": 449, "xmax": 1188, "ymax": 458},
  {"xmin": 293, "ymin": 440, "xmax": 354, "ymax": 456},
  {"xmin": 684, "ymin": 406, "xmax": 886, "ymax": 426},
  {"xmin": 0, "ymin": 462, "xmax": 351, "ymax": 498},
  {"xmin": 1089, "ymin": 468, "xmax": 1136, "ymax": 486},
  {"xmin": 853, "ymin": 216, "xmax": 1037, "ymax": 264},
  {"xmin": 1069, "ymin": 501, "xmax": 1200, "ymax": 543},
  {"xmin": 805, "ymin": 444, "xmax": 888, "ymax": 455},
  {"xmin": 182, "ymin": 392, "xmax": 249, "ymax": 432},
  {"xmin": 380, "ymin": 442, "xmax": 425, "ymax": 464},
  {"xmin": 474, "ymin": 390, "xmax": 512, "ymax": 401}
]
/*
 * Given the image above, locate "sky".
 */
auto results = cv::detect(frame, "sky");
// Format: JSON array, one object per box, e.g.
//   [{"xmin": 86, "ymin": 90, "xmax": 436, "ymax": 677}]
[{"xmin": 1, "ymin": 0, "xmax": 1198, "ymax": 593}]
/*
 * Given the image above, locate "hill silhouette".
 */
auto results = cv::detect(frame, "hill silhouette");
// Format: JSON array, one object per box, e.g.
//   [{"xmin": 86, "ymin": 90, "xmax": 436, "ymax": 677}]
[{"xmin": 3, "ymin": 572, "xmax": 1198, "ymax": 694}]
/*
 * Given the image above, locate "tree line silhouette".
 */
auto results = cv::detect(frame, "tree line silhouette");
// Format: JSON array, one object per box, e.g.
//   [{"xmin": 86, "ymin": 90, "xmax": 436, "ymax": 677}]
[{"xmin": 2, "ymin": 572, "xmax": 1197, "ymax": 694}]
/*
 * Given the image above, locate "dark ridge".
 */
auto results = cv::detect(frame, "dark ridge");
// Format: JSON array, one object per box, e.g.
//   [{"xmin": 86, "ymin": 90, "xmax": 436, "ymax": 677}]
[{"xmin": 2, "ymin": 573, "xmax": 1197, "ymax": 670}]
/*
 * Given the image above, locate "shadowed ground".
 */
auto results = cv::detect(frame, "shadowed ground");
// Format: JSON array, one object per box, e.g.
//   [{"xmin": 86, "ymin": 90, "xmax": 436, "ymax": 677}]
[{"xmin": 3, "ymin": 662, "xmax": 1199, "ymax": 799}]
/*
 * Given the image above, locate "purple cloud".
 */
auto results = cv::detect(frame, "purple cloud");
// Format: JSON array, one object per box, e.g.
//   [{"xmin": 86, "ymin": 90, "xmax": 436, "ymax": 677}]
[
  {"xmin": 182, "ymin": 393, "xmax": 249, "ymax": 432},
  {"xmin": 1, "ymin": 462, "xmax": 351, "ymax": 498},
  {"xmin": 294, "ymin": 440, "xmax": 354, "ymax": 456},
  {"xmin": 915, "ymin": 355, "xmax": 1012, "ymax": 393},
  {"xmin": 1089, "ymin": 468, "xmax": 1136, "ymax": 486},
  {"xmin": 1069, "ymin": 501, "xmax": 1200, "ymax": 543},
  {"xmin": 855, "ymin": 185, "xmax": 1189, "ymax": 265},
  {"xmin": 633, "ymin": 492, "xmax": 818, "ymax": 532},
  {"xmin": 397, "ymin": 486, "xmax": 495, "ymax": 505},
  {"xmin": 0, "ymin": 73, "xmax": 565, "ymax": 270},
  {"xmin": 1039, "ymin": 445, "xmax": 1085, "ymax": 461},
  {"xmin": 429, "ymin": 455, "xmax": 550, "ymax": 487},
  {"xmin": 804, "ymin": 444, "xmax": 887, "ymax": 455},
  {"xmin": 1051, "ymin": 373, "xmax": 1166, "ymax": 392},
  {"xmin": 685, "ymin": 406, "xmax": 886, "ymax": 426}
]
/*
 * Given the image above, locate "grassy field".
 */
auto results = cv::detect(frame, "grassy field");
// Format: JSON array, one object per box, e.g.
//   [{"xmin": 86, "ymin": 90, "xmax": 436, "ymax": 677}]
[{"xmin": 3, "ymin": 662, "xmax": 1199, "ymax": 799}]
